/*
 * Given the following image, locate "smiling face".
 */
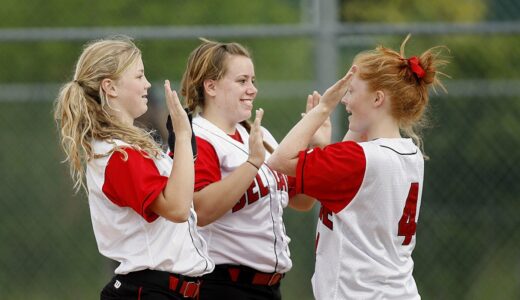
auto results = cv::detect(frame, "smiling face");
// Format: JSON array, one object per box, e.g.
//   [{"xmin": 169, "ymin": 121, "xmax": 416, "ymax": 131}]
[
  {"xmin": 113, "ymin": 56, "xmax": 151, "ymax": 123},
  {"xmin": 341, "ymin": 72, "xmax": 377, "ymax": 134},
  {"xmin": 212, "ymin": 55, "xmax": 257, "ymax": 125}
]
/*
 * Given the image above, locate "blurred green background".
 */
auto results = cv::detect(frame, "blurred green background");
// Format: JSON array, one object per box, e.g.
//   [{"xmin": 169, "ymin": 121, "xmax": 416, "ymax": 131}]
[{"xmin": 1, "ymin": 0, "xmax": 519, "ymax": 299}]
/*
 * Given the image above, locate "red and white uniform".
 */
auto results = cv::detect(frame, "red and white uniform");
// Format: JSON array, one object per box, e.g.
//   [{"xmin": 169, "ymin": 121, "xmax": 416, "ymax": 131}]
[
  {"xmin": 86, "ymin": 139, "xmax": 214, "ymax": 276},
  {"xmin": 295, "ymin": 138, "xmax": 423, "ymax": 300},
  {"xmin": 192, "ymin": 115, "xmax": 293, "ymax": 274}
]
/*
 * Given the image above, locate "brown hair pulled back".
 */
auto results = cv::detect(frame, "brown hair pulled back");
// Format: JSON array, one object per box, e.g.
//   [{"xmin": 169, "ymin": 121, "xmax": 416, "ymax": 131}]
[{"xmin": 181, "ymin": 38, "xmax": 274, "ymax": 153}]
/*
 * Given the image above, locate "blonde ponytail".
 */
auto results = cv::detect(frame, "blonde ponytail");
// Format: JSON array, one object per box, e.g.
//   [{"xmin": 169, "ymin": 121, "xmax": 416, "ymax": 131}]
[{"xmin": 54, "ymin": 37, "xmax": 161, "ymax": 193}]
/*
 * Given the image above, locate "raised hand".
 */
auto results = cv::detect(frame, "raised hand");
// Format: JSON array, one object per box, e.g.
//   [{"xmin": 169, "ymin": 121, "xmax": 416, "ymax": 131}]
[
  {"xmin": 305, "ymin": 91, "xmax": 331, "ymax": 148},
  {"xmin": 164, "ymin": 80, "xmax": 191, "ymax": 139},
  {"xmin": 320, "ymin": 65, "xmax": 357, "ymax": 109},
  {"xmin": 248, "ymin": 108, "xmax": 266, "ymax": 168}
]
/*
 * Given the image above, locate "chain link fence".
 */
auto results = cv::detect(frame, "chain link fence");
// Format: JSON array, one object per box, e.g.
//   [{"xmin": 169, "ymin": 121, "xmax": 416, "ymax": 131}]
[{"xmin": 1, "ymin": 0, "xmax": 519, "ymax": 299}]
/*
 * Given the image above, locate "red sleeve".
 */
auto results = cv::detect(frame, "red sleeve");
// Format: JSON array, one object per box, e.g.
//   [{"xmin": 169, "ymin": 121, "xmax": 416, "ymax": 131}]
[
  {"xmin": 194, "ymin": 137, "xmax": 221, "ymax": 191},
  {"xmin": 295, "ymin": 141, "xmax": 366, "ymax": 213},
  {"xmin": 102, "ymin": 148, "xmax": 168, "ymax": 222}
]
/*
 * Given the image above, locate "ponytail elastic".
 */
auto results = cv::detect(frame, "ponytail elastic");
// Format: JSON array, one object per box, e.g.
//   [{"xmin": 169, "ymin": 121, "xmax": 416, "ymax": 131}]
[{"xmin": 406, "ymin": 56, "xmax": 425, "ymax": 79}]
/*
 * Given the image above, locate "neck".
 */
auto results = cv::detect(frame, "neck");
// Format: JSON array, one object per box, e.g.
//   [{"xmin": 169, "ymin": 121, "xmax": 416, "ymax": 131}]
[
  {"xmin": 201, "ymin": 106, "xmax": 237, "ymax": 134},
  {"xmin": 119, "ymin": 115, "xmax": 134, "ymax": 126},
  {"xmin": 108, "ymin": 108, "xmax": 134, "ymax": 126},
  {"xmin": 366, "ymin": 114, "xmax": 401, "ymax": 141}
]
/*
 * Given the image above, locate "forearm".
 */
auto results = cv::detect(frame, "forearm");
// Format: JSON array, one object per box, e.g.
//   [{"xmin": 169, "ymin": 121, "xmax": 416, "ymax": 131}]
[
  {"xmin": 195, "ymin": 161, "xmax": 259, "ymax": 226},
  {"xmin": 151, "ymin": 136, "xmax": 194, "ymax": 223},
  {"xmin": 268, "ymin": 104, "xmax": 332, "ymax": 174}
]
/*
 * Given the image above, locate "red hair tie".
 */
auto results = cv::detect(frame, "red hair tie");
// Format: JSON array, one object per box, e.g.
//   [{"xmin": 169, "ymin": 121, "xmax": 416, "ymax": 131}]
[{"xmin": 407, "ymin": 56, "xmax": 425, "ymax": 79}]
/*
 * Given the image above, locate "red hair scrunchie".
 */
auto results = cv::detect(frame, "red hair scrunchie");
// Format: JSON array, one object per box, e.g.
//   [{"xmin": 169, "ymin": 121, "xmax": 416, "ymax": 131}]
[{"xmin": 407, "ymin": 56, "xmax": 425, "ymax": 79}]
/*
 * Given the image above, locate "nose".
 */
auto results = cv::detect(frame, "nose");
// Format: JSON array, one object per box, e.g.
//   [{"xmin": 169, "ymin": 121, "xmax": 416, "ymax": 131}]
[
  {"xmin": 145, "ymin": 77, "xmax": 152, "ymax": 89},
  {"xmin": 247, "ymin": 83, "xmax": 258, "ymax": 95},
  {"xmin": 341, "ymin": 93, "xmax": 349, "ymax": 105}
]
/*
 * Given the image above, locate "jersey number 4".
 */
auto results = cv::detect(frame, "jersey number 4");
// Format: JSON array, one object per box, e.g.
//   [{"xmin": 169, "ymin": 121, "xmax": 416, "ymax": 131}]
[{"xmin": 398, "ymin": 182, "xmax": 419, "ymax": 245}]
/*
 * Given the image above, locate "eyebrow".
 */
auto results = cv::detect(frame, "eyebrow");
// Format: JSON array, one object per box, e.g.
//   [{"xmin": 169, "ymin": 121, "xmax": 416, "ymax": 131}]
[{"xmin": 236, "ymin": 74, "xmax": 255, "ymax": 79}]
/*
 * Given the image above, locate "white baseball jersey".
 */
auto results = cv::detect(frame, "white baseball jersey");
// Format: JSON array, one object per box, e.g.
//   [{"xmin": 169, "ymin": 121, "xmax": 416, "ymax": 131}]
[
  {"xmin": 86, "ymin": 139, "xmax": 214, "ymax": 276},
  {"xmin": 192, "ymin": 115, "xmax": 292, "ymax": 274},
  {"xmin": 295, "ymin": 138, "xmax": 423, "ymax": 300}
]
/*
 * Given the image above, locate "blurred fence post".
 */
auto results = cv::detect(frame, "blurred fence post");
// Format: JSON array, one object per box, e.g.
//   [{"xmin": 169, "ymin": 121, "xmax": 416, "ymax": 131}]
[{"xmin": 314, "ymin": 0, "xmax": 343, "ymax": 141}]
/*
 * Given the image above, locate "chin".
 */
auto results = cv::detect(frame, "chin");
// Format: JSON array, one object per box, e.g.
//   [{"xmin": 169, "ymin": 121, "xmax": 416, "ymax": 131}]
[
  {"xmin": 135, "ymin": 107, "xmax": 148, "ymax": 119},
  {"xmin": 241, "ymin": 111, "xmax": 252, "ymax": 122}
]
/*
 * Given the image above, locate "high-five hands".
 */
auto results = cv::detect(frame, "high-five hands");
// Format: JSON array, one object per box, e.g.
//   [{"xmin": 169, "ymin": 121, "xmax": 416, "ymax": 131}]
[
  {"xmin": 164, "ymin": 80, "xmax": 197, "ymax": 159},
  {"xmin": 247, "ymin": 108, "xmax": 266, "ymax": 169},
  {"xmin": 165, "ymin": 80, "xmax": 191, "ymax": 138},
  {"xmin": 319, "ymin": 65, "xmax": 357, "ymax": 109},
  {"xmin": 304, "ymin": 91, "xmax": 331, "ymax": 148}
]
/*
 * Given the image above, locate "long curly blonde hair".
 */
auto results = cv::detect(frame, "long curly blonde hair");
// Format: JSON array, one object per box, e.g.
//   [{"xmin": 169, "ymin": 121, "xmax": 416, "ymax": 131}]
[{"xmin": 54, "ymin": 36, "xmax": 161, "ymax": 193}]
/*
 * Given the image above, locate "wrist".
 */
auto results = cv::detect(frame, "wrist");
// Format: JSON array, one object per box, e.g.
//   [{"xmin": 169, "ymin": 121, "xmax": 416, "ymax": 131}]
[
  {"xmin": 174, "ymin": 133, "xmax": 192, "ymax": 141},
  {"xmin": 246, "ymin": 159, "xmax": 261, "ymax": 170},
  {"xmin": 307, "ymin": 103, "xmax": 333, "ymax": 118},
  {"xmin": 318, "ymin": 103, "xmax": 334, "ymax": 114}
]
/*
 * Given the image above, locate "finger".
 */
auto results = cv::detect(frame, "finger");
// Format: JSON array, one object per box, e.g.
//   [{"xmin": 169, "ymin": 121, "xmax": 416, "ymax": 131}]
[
  {"xmin": 164, "ymin": 80, "xmax": 174, "ymax": 109},
  {"xmin": 165, "ymin": 80, "xmax": 184, "ymax": 110},
  {"xmin": 328, "ymin": 69, "xmax": 354, "ymax": 96},
  {"xmin": 164, "ymin": 80, "xmax": 172, "ymax": 98},
  {"xmin": 251, "ymin": 108, "xmax": 263, "ymax": 138},
  {"xmin": 254, "ymin": 108, "xmax": 264, "ymax": 128},
  {"xmin": 332, "ymin": 65, "xmax": 357, "ymax": 90},
  {"xmin": 306, "ymin": 94, "xmax": 313, "ymax": 113},
  {"xmin": 312, "ymin": 91, "xmax": 320, "ymax": 106},
  {"xmin": 171, "ymin": 90, "xmax": 183, "ymax": 112},
  {"xmin": 342, "ymin": 65, "xmax": 357, "ymax": 83}
]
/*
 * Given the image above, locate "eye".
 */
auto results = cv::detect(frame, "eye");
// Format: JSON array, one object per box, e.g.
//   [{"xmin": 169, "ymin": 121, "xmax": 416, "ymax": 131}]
[{"xmin": 238, "ymin": 79, "xmax": 246, "ymax": 84}]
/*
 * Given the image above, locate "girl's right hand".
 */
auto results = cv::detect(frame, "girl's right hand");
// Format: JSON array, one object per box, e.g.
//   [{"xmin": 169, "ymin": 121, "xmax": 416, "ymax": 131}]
[
  {"xmin": 248, "ymin": 108, "xmax": 266, "ymax": 168},
  {"xmin": 320, "ymin": 65, "xmax": 357, "ymax": 109},
  {"xmin": 164, "ymin": 80, "xmax": 191, "ymax": 139}
]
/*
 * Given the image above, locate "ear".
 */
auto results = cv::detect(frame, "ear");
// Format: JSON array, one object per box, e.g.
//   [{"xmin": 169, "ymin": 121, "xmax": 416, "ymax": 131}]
[
  {"xmin": 101, "ymin": 78, "xmax": 118, "ymax": 98},
  {"xmin": 203, "ymin": 79, "xmax": 217, "ymax": 97},
  {"xmin": 373, "ymin": 90, "xmax": 385, "ymax": 108}
]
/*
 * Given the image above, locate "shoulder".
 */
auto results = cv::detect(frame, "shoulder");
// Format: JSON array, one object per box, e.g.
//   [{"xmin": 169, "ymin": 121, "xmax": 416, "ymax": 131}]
[
  {"xmin": 90, "ymin": 139, "xmax": 137, "ymax": 162},
  {"xmin": 300, "ymin": 141, "xmax": 366, "ymax": 172},
  {"xmin": 196, "ymin": 136, "xmax": 217, "ymax": 152},
  {"xmin": 361, "ymin": 138, "xmax": 420, "ymax": 159},
  {"xmin": 93, "ymin": 139, "xmax": 165, "ymax": 165},
  {"xmin": 321, "ymin": 140, "xmax": 364, "ymax": 157}
]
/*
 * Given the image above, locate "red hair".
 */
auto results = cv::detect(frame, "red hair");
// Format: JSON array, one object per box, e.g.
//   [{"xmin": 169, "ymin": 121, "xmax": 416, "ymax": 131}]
[{"xmin": 353, "ymin": 34, "xmax": 449, "ymax": 151}]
